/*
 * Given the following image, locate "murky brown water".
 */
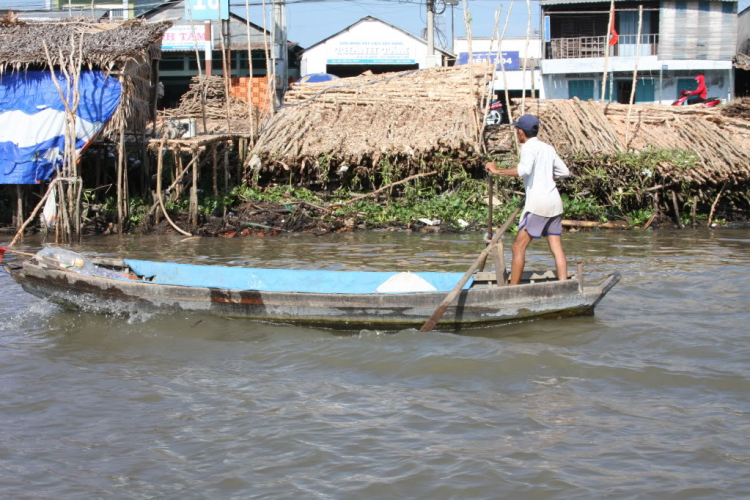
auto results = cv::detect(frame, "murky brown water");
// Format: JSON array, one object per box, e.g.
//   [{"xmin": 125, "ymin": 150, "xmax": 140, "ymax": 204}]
[{"xmin": 1, "ymin": 229, "xmax": 749, "ymax": 499}]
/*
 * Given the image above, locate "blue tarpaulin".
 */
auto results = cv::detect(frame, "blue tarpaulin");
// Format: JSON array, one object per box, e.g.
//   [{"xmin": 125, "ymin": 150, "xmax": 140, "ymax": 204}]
[
  {"xmin": 124, "ymin": 260, "xmax": 474, "ymax": 295},
  {"xmin": 0, "ymin": 70, "xmax": 121, "ymax": 184}
]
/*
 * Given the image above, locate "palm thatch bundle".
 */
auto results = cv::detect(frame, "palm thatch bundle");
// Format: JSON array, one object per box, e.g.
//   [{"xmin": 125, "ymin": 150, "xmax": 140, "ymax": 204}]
[
  {"xmin": 248, "ymin": 65, "xmax": 492, "ymax": 175},
  {"xmin": 0, "ymin": 17, "xmax": 171, "ymax": 136},
  {"xmin": 160, "ymin": 75, "xmax": 264, "ymax": 134},
  {"xmin": 516, "ymin": 99, "xmax": 750, "ymax": 184}
]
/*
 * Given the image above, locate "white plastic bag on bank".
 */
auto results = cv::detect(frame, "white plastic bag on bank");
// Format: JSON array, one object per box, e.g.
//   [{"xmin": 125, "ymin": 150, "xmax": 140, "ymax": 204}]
[{"xmin": 41, "ymin": 188, "xmax": 57, "ymax": 229}]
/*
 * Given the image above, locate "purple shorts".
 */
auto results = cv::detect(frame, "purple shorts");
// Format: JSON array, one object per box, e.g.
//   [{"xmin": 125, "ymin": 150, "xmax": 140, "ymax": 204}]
[{"xmin": 519, "ymin": 213, "xmax": 563, "ymax": 239}]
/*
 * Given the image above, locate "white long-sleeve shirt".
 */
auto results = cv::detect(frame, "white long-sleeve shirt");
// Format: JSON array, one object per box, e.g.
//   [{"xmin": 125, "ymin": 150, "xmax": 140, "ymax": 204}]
[{"xmin": 517, "ymin": 137, "xmax": 570, "ymax": 218}]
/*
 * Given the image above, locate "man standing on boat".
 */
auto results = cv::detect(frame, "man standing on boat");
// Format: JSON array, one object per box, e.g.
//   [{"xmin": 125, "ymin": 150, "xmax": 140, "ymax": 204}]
[{"xmin": 484, "ymin": 114, "xmax": 570, "ymax": 285}]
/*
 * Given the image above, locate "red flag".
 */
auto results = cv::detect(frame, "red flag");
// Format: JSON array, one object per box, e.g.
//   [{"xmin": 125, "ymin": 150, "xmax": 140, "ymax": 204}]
[{"xmin": 609, "ymin": 17, "xmax": 619, "ymax": 46}]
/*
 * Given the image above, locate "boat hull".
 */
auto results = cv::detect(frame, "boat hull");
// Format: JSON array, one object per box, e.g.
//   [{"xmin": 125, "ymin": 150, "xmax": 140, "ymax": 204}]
[{"xmin": 7, "ymin": 261, "xmax": 620, "ymax": 331}]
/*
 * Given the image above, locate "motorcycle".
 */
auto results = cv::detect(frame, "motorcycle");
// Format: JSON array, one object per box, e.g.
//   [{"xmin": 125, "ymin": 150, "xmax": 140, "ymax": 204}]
[
  {"xmin": 484, "ymin": 100, "xmax": 504, "ymax": 125},
  {"xmin": 671, "ymin": 89, "xmax": 721, "ymax": 107}
]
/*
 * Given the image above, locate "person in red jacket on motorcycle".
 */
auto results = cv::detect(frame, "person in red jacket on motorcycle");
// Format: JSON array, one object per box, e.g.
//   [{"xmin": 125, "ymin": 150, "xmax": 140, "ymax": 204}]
[{"xmin": 686, "ymin": 75, "xmax": 707, "ymax": 105}]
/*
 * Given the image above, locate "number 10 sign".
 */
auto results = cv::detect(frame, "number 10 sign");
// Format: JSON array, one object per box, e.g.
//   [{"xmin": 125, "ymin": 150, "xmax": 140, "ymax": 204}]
[{"xmin": 185, "ymin": 0, "xmax": 229, "ymax": 20}]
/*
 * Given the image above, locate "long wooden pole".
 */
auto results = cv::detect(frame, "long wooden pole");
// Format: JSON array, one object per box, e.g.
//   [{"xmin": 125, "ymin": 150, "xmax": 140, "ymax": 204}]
[
  {"xmin": 499, "ymin": 1, "xmax": 516, "ymax": 150},
  {"xmin": 420, "ymin": 200, "xmax": 524, "ymax": 332},
  {"xmin": 463, "ymin": 0, "xmax": 480, "ymax": 145},
  {"xmin": 478, "ymin": 6, "xmax": 503, "ymax": 145},
  {"xmin": 262, "ymin": 0, "xmax": 274, "ymax": 115},
  {"xmin": 9, "ymin": 178, "xmax": 77, "ymax": 248},
  {"xmin": 219, "ymin": 18, "xmax": 232, "ymax": 134},
  {"xmin": 245, "ymin": 0, "xmax": 257, "ymax": 143},
  {"xmin": 520, "ymin": 0, "xmax": 531, "ymax": 115},
  {"xmin": 602, "ymin": 0, "xmax": 615, "ymax": 101},
  {"xmin": 117, "ymin": 117, "xmax": 125, "ymax": 234},
  {"xmin": 15, "ymin": 185, "xmax": 23, "ymax": 233},
  {"xmin": 624, "ymin": 5, "xmax": 643, "ymax": 146},
  {"xmin": 156, "ymin": 138, "xmax": 192, "ymax": 237},
  {"xmin": 185, "ymin": 0, "xmax": 209, "ymax": 133}
]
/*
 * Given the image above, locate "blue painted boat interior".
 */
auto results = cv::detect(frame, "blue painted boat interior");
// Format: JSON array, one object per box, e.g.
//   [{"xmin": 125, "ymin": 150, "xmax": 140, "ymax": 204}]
[{"xmin": 124, "ymin": 260, "xmax": 473, "ymax": 294}]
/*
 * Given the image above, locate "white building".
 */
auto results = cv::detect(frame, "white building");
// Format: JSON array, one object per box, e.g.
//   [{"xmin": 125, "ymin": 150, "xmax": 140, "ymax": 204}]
[
  {"xmin": 301, "ymin": 16, "xmax": 453, "ymax": 78},
  {"xmin": 453, "ymin": 37, "xmax": 545, "ymax": 99},
  {"xmin": 541, "ymin": 0, "xmax": 737, "ymax": 104}
]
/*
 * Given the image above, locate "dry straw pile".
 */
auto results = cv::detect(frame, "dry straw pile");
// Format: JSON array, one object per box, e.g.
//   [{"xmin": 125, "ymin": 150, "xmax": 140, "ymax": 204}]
[
  {"xmin": 249, "ymin": 65, "xmax": 492, "ymax": 171},
  {"xmin": 521, "ymin": 99, "xmax": 750, "ymax": 184},
  {"xmin": 160, "ymin": 75, "xmax": 264, "ymax": 135}
]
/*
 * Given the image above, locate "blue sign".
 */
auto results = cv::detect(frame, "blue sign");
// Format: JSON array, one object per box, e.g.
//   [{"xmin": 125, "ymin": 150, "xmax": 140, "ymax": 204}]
[
  {"xmin": 457, "ymin": 51, "xmax": 520, "ymax": 70},
  {"xmin": 185, "ymin": 0, "xmax": 228, "ymax": 21}
]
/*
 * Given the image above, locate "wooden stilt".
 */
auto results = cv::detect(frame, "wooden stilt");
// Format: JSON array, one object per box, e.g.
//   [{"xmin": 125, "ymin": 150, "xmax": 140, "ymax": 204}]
[
  {"xmin": 15, "ymin": 185, "xmax": 23, "ymax": 234},
  {"xmin": 190, "ymin": 147, "xmax": 199, "ymax": 229},
  {"xmin": 671, "ymin": 190, "xmax": 683, "ymax": 229},
  {"xmin": 95, "ymin": 147, "xmax": 102, "ymax": 200},
  {"xmin": 117, "ymin": 120, "xmax": 125, "ymax": 235},
  {"xmin": 212, "ymin": 144, "xmax": 219, "ymax": 198}
]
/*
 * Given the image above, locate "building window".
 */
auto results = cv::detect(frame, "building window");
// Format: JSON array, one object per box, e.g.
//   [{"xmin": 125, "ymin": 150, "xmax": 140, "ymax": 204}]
[
  {"xmin": 698, "ymin": 0, "xmax": 711, "ymax": 12},
  {"xmin": 675, "ymin": 0, "xmax": 688, "ymax": 11},
  {"xmin": 568, "ymin": 80, "xmax": 595, "ymax": 100},
  {"xmin": 722, "ymin": 2, "xmax": 735, "ymax": 13}
]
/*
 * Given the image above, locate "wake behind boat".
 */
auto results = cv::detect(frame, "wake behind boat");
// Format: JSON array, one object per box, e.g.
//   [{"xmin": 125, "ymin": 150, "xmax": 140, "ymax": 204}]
[{"xmin": 2, "ymin": 247, "xmax": 620, "ymax": 331}]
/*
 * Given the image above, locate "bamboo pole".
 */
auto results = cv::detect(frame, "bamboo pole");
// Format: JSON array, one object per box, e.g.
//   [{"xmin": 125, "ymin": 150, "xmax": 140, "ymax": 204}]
[
  {"xmin": 245, "ymin": 0, "xmax": 257, "ymax": 143},
  {"xmin": 708, "ymin": 183, "xmax": 726, "ymax": 226},
  {"xmin": 462, "ymin": 0, "xmax": 481, "ymax": 146},
  {"xmin": 185, "ymin": 0, "xmax": 209, "ymax": 133},
  {"xmin": 190, "ymin": 146, "xmax": 199, "ymax": 229},
  {"xmin": 520, "ymin": 0, "xmax": 531, "ymax": 114},
  {"xmin": 142, "ymin": 154, "xmax": 202, "ymax": 221},
  {"xmin": 478, "ymin": 6, "xmax": 503, "ymax": 147},
  {"xmin": 117, "ymin": 116, "xmax": 125, "ymax": 235},
  {"xmin": 499, "ymin": 1, "xmax": 516, "ymax": 150},
  {"xmin": 14, "ymin": 185, "xmax": 23, "ymax": 233},
  {"xmin": 261, "ymin": 0, "xmax": 274, "ymax": 115},
  {"xmin": 9, "ymin": 178, "xmax": 77, "ymax": 248},
  {"xmin": 602, "ymin": 0, "xmax": 615, "ymax": 101},
  {"xmin": 219, "ymin": 19, "xmax": 232, "ymax": 134},
  {"xmin": 212, "ymin": 143, "xmax": 219, "ymax": 198},
  {"xmin": 156, "ymin": 138, "xmax": 192, "ymax": 237},
  {"xmin": 625, "ymin": 5, "xmax": 643, "ymax": 147},
  {"xmin": 42, "ymin": 37, "xmax": 84, "ymax": 243}
]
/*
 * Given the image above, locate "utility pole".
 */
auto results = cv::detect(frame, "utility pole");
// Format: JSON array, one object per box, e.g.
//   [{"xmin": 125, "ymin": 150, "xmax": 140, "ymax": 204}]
[
  {"xmin": 446, "ymin": 0, "xmax": 458, "ymax": 53},
  {"xmin": 272, "ymin": 0, "xmax": 288, "ymax": 105},
  {"xmin": 425, "ymin": 0, "xmax": 436, "ymax": 67}
]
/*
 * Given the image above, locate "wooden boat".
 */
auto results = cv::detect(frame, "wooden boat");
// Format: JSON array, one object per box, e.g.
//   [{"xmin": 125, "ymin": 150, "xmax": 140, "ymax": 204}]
[{"xmin": 3, "ymin": 252, "xmax": 620, "ymax": 331}]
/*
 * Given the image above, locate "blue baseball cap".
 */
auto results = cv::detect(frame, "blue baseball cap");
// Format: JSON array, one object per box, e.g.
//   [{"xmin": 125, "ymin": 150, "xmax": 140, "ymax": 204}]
[{"xmin": 511, "ymin": 114, "xmax": 540, "ymax": 132}]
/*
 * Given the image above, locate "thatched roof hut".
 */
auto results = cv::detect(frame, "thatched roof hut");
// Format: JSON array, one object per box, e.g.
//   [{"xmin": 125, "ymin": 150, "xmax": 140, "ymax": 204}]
[
  {"xmin": 248, "ymin": 65, "xmax": 493, "ymax": 173},
  {"xmin": 0, "ymin": 17, "xmax": 172, "ymax": 135}
]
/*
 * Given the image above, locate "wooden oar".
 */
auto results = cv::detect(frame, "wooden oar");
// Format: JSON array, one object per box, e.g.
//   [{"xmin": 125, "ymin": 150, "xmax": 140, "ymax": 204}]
[{"xmin": 419, "ymin": 200, "xmax": 524, "ymax": 333}]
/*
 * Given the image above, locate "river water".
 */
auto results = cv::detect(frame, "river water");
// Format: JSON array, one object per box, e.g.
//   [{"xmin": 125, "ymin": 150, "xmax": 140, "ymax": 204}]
[{"xmin": 1, "ymin": 229, "xmax": 749, "ymax": 499}]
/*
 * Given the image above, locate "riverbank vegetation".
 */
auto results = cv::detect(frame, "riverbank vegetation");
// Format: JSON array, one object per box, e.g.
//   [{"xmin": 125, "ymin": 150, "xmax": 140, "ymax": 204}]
[{"xmin": 3, "ymin": 143, "xmax": 746, "ymax": 239}]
